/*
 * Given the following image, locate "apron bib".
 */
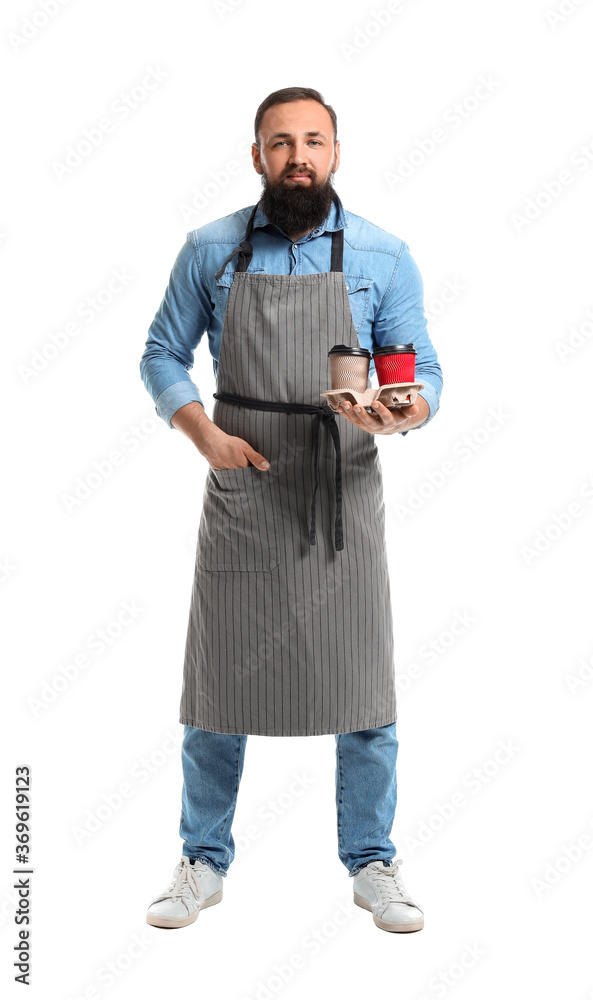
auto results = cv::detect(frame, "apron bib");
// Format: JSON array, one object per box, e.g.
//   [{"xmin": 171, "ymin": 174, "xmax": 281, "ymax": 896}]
[{"xmin": 180, "ymin": 192, "xmax": 397, "ymax": 736}]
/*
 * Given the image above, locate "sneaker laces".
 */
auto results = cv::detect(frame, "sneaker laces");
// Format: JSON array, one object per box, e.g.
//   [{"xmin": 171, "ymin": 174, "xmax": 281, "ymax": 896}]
[
  {"xmin": 150, "ymin": 858, "xmax": 207, "ymax": 914},
  {"xmin": 365, "ymin": 859, "xmax": 423, "ymax": 913}
]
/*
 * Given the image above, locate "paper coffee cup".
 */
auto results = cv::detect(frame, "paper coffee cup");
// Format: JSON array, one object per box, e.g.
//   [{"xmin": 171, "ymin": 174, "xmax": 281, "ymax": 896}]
[
  {"xmin": 328, "ymin": 344, "xmax": 371, "ymax": 392},
  {"xmin": 372, "ymin": 344, "xmax": 416, "ymax": 385}
]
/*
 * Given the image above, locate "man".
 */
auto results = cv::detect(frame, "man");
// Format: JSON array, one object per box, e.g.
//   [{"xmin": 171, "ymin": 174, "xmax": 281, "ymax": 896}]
[{"xmin": 140, "ymin": 87, "xmax": 442, "ymax": 934}]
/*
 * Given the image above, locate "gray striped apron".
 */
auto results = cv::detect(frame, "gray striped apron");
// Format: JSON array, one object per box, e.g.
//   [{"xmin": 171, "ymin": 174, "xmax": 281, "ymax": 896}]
[{"xmin": 180, "ymin": 193, "xmax": 396, "ymax": 736}]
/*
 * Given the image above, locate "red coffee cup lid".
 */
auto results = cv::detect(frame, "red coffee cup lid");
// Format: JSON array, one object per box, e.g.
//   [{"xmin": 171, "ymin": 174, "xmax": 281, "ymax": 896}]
[{"xmin": 372, "ymin": 343, "xmax": 416, "ymax": 356}]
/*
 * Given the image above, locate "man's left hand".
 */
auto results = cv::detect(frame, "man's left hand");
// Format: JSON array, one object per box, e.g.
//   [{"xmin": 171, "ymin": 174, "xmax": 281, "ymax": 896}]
[{"xmin": 335, "ymin": 395, "xmax": 429, "ymax": 435}]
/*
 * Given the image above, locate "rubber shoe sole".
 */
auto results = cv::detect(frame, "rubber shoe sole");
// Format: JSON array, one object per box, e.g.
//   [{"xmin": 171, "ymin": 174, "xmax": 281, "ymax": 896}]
[
  {"xmin": 353, "ymin": 891, "xmax": 424, "ymax": 932},
  {"xmin": 146, "ymin": 888, "xmax": 223, "ymax": 928}
]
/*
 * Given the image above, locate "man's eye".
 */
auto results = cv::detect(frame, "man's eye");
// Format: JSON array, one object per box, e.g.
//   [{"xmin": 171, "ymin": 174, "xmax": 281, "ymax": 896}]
[{"xmin": 272, "ymin": 140, "xmax": 322, "ymax": 147}]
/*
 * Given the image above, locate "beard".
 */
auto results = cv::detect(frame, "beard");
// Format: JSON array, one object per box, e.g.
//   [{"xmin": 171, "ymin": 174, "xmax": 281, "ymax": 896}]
[{"xmin": 259, "ymin": 166, "xmax": 337, "ymax": 236}]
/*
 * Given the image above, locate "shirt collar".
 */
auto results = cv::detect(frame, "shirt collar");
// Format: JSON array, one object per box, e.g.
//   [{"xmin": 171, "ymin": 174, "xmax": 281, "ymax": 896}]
[{"xmin": 251, "ymin": 189, "xmax": 348, "ymax": 237}]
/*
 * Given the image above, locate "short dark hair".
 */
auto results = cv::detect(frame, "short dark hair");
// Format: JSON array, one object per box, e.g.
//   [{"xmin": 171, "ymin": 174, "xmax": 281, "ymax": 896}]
[{"xmin": 254, "ymin": 87, "xmax": 338, "ymax": 148}]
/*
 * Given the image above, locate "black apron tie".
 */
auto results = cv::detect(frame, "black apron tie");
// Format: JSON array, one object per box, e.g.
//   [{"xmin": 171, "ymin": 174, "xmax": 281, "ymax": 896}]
[
  {"xmin": 214, "ymin": 241, "xmax": 254, "ymax": 281},
  {"xmin": 212, "ymin": 391, "xmax": 344, "ymax": 551}
]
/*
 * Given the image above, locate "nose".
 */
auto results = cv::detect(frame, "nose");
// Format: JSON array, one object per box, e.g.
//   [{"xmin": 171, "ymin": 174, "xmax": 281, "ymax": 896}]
[{"xmin": 288, "ymin": 143, "xmax": 311, "ymax": 168}]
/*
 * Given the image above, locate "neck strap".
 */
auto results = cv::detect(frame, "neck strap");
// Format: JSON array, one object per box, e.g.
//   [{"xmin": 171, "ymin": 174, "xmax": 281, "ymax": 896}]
[{"xmin": 214, "ymin": 189, "xmax": 343, "ymax": 278}]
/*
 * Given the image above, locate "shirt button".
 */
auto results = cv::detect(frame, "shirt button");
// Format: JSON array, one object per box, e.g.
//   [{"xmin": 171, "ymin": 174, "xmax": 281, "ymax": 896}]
[{"xmin": 293, "ymin": 244, "xmax": 298, "ymax": 250}]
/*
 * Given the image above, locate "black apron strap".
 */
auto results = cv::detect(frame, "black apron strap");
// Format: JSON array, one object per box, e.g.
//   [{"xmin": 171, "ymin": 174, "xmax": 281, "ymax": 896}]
[
  {"xmin": 330, "ymin": 222, "xmax": 343, "ymax": 272},
  {"xmin": 214, "ymin": 201, "xmax": 259, "ymax": 280},
  {"xmin": 214, "ymin": 189, "xmax": 343, "ymax": 279}
]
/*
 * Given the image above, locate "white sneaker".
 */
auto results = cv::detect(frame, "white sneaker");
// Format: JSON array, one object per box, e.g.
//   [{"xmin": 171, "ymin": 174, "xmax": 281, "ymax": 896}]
[
  {"xmin": 353, "ymin": 858, "xmax": 424, "ymax": 932},
  {"xmin": 146, "ymin": 856, "xmax": 224, "ymax": 928}
]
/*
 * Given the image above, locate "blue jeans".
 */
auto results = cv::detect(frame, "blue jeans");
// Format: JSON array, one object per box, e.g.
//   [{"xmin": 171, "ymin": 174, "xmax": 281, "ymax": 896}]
[{"xmin": 179, "ymin": 722, "xmax": 398, "ymax": 878}]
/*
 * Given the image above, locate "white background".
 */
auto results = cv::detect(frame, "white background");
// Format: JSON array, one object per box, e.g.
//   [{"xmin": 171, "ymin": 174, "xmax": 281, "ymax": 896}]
[{"xmin": 3, "ymin": 0, "xmax": 593, "ymax": 996}]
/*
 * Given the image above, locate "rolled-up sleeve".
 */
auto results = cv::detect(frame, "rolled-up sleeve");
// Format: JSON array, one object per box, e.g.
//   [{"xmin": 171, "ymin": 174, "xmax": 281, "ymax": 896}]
[
  {"xmin": 373, "ymin": 243, "xmax": 443, "ymax": 435},
  {"xmin": 139, "ymin": 235, "xmax": 212, "ymax": 428}
]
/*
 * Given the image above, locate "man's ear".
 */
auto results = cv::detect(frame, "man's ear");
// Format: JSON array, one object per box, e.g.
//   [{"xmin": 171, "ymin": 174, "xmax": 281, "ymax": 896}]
[
  {"xmin": 252, "ymin": 143, "xmax": 263, "ymax": 175},
  {"xmin": 334, "ymin": 140, "xmax": 341, "ymax": 172}
]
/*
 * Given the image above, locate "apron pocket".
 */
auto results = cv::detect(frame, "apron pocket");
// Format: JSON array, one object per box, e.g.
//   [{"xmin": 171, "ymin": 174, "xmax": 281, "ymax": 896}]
[{"xmin": 197, "ymin": 466, "xmax": 279, "ymax": 572}]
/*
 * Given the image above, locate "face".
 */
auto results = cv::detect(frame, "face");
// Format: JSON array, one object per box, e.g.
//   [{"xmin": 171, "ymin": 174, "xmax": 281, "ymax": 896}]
[
  {"xmin": 252, "ymin": 99, "xmax": 341, "ymax": 236},
  {"xmin": 253, "ymin": 99, "xmax": 340, "ymax": 186}
]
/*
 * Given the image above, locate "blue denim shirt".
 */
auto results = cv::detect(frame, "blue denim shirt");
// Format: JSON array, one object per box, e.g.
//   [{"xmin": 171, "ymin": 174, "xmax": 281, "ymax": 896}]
[{"xmin": 140, "ymin": 191, "xmax": 443, "ymax": 434}]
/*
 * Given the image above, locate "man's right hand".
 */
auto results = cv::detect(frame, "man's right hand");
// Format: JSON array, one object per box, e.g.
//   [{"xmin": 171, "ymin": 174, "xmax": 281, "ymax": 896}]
[
  {"xmin": 207, "ymin": 431, "xmax": 271, "ymax": 471},
  {"xmin": 170, "ymin": 401, "xmax": 271, "ymax": 471}
]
